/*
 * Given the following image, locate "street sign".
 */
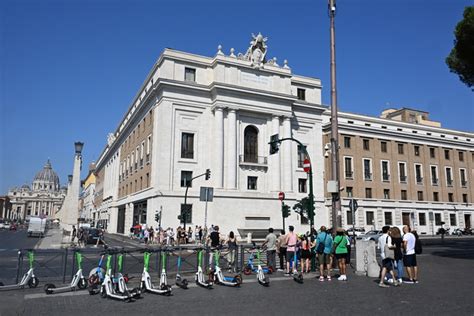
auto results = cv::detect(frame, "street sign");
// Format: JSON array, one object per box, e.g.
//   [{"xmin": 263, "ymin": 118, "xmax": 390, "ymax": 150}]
[
  {"xmin": 303, "ymin": 159, "xmax": 311, "ymax": 173},
  {"xmin": 349, "ymin": 199, "xmax": 358, "ymax": 212},
  {"xmin": 200, "ymin": 187, "xmax": 214, "ymax": 202},
  {"xmin": 278, "ymin": 191, "xmax": 285, "ymax": 201}
]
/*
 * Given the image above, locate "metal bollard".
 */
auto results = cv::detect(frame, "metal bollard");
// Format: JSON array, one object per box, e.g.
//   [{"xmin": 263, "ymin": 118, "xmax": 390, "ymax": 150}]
[{"xmin": 15, "ymin": 250, "xmax": 22, "ymax": 284}]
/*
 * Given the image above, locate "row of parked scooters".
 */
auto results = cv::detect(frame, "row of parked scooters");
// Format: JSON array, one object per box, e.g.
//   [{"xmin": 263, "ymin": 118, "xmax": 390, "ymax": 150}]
[{"xmin": 0, "ymin": 246, "xmax": 276, "ymax": 301}]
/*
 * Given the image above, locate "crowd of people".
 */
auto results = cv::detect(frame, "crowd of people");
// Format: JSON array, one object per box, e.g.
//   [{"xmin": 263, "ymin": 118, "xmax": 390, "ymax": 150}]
[{"xmin": 130, "ymin": 224, "xmax": 217, "ymax": 246}]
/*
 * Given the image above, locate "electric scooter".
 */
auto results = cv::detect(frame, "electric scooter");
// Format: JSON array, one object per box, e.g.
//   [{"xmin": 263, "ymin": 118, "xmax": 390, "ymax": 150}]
[
  {"xmin": 44, "ymin": 250, "xmax": 87, "ymax": 294},
  {"xmin": 0, "ymin": 249, "xmax": 39, "ymax": 290},
  {"xmin": 88, "ymin": 253, "xmax": 106, "ymax": 295},
  {"xmin": 140, "ymin": 249, "xmax": 172, "ymax": 295},
  {"xmin": 243, "ymin": 247, "xmax": 269, "ymax": 286},
  {"xmin": 292, "ymin": 249, "xmax": 304, "ymax": 284},
  {"xmin": 211, "ymin": 250, "xmax": 242, "ymax": 287},
  {"xmin": 99, "ymin": 253, "xmax": 133, "ymax": 301},
  {"xmin": 195, "ymin": 248, "xmax": 212, "ymax": 289},
  {"xmin": 114, "ymin": 251, "xmax": 141, "ymax": 298},
  {"xmin": 175, "ymin": 250, "xmax": 188, "ymax": 289}
]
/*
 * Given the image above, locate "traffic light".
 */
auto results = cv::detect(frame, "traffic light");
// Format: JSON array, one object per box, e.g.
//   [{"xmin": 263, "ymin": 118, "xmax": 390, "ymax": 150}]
[
  {"xmin": 177, "ymin": 214, "xmax": 182, "ymax": 221},
  {"xmin": 205, "ymin": 169, "xmax": 211, "ymax": 180},
  {"xmin": 282, "ymin": 202, "xmax": 290, "ymax": 218},
  {"xmin": 155, "ymin": 213, "xmax": 159, "ymax": 222},
  {"xmin": 269, "ymin": 134, "xmax": 280, "ymax": 154}
]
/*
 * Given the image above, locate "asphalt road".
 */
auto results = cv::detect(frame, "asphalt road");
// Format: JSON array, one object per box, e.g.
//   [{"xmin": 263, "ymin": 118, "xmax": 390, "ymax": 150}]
[
  {"xmin": 0, "ymin": 237, "xmax": 472, "ymax": 315},
  {"xmin": 0, "ymin": 228, "xmax": 41, "ymax": 251}
]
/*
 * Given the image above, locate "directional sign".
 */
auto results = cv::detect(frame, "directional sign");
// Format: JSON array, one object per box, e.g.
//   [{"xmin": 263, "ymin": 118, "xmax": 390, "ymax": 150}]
[
  {"xmin": 278, "ymin": 191, "xmax": 285, "ymax": 201},
  {"xmin": 200, "ymin": 187, "xmax": 214, "ymax": 202},
  {"xmin": 303, "ymin": 159, "xmax": 311, "ymax": 173},
  {"xmin": 349, "ymin": 199, "xmax": 358, "ymax": 212}
]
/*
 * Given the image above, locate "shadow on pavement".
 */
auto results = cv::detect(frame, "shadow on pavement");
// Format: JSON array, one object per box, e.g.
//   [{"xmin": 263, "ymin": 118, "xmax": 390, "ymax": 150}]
[{"xmin": 428, "ymin": 240, "xmax": 474, "ymax": 260}]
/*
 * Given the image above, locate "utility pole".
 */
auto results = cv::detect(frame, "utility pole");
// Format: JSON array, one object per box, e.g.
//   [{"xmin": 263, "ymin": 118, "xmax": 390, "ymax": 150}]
[{"xmin": 329, "ymin": 0, "xmax": 341, "ymax": 229}]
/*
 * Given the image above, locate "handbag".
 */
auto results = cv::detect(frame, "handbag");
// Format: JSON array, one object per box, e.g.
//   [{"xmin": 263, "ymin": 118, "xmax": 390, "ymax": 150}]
[{"xmin": 384, "ymin": 236, "xmax": 395, "ymax": 259}]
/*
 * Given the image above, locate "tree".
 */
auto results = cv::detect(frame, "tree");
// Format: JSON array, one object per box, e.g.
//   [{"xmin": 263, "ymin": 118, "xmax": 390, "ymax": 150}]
[
  {"xmin": 293, "ymin": 197, "xmax": 310, "ymax": 223},
  {"xmin": 446, "ymin": 6, "xmax": 474, "ymax": 90}
]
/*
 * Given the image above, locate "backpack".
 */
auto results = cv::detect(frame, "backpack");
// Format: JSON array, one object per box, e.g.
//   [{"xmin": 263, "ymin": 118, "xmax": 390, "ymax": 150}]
[
  {"xmin": 415, "ymin": 237, "xmax": 422, "ymax": 255},
  {"xmin": 316, "ymin": 233, "xmax": 327, "ymax": 254}
]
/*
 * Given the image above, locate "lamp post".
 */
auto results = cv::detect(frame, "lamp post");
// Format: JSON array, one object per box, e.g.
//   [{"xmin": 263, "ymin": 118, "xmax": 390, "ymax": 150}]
[{"xmin": 328, "ymin": 0, "xmax": 341, "ymax": 229}]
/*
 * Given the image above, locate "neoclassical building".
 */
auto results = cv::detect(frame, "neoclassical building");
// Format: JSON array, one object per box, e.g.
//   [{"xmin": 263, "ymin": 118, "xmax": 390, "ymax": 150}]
[
  {"xmin": 93, "ymin": 34, "xmax": 326, "ymax": 235},
  {"xmin": 7, "ymin": 160, "xmax": 66, "ymax": 220}
]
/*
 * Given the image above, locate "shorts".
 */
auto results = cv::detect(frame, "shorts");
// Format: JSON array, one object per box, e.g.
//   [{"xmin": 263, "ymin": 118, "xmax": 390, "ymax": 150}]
[
  {"xmin": 403, "ymin": 254, "xmax": 417, "ymax": 267},
  {"xmin": 335, "ymin": 253, "xmax": 347, "ymax": 260},
  {"xmin": 382, "ymin": 258, "xmax": 393, "ymax": 270},
  {"xmin": 286, "ymin": 251, "xmax": 295, "ymax": 262},
  {"xmin": 301, "ymin": 250, "xmax": 311, "ymax": 259},
  {"xmin": 318, "ymin": 253, "xmax": 330, "ymax": 265}
]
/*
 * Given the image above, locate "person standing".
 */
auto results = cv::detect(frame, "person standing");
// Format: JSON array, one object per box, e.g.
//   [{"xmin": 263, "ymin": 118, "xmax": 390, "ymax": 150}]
[
  {"xmin": 262, "ymin": 228, "xmax": 277, "ymax": 272},
  {"xmin": 71, "ymin": 225, "xmax": 77, "ymax": 243},
  {"xmin": 403, "ymin": 226, "xmax": 418, "ymax": 283},
  {"xmin": 378, "ymin": 226, "xmax": 399, "ymax": 287},
  {"xmin": 276, "ymin": 230, "xmax": 287, "ymax": 272},
  {"xmin": 207, "ymin": 225, "xmax": 222, "ymax": 268},
  {"xmin": 300, "ymin": 235, "xmax": 311, "ymax": 273},
  {"xmin": 333, "ymin": 228, "xmax": 349, "ymax": 281},
  {"xmin": 316, "ymin": 226, "xmax": 333, "ymax": 281},
  {"xmin": 284, "ymin": 226, "xmax": 297, "ymax": 276},
  {"xmin": 226, "ymin": 231, "xmax": 238, "ymax": 272},
  {"xmin": 143, "ymin": 227, "xmax": 150, "ymax": 245}
]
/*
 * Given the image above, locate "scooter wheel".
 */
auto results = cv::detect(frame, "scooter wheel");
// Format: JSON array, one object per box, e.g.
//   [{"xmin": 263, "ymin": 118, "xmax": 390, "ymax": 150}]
[
  {"xmin": 28, "ymin": 277, "xmax": 39, "ymax": 288},
  {"xmin": 43, "ymin": 283, "xmax": 55, "ymax": 294},
  {"xmin": 243, "ymin": 267, "xmax": 252, "ymax": 276},
  {"xmin": 78, "ymin": 278, "xmax": 87, "ymax": 290},
  {"xmin": 234, "ymin": 274, "xmax": 242, "ymax": 285},
  {"xmin": 100, "ymin": 286, "xmax": 107, "ymax": 298},
  {"xmin": 0, "ymin": 282, "xmax": 4, "ymax": 286}
]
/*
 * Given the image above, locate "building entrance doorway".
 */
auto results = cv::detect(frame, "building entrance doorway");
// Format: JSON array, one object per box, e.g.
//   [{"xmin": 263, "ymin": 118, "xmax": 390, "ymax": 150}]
[
  {"xmin": 465, "ymin": 214, "xmax": 471, "ymax": 228},
  {"xmin": 117, "ymin": 207, "xmax": 125, "ymax": 234},
  {"xmin": 402, "ymin": 212, "xmax": 411, "ymax": 226}
]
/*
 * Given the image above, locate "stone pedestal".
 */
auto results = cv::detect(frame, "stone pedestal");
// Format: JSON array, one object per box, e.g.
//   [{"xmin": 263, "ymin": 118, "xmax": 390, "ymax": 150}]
[{"xmin": 355, "ymin": 240, "xmax": 379, "ymax": 277}]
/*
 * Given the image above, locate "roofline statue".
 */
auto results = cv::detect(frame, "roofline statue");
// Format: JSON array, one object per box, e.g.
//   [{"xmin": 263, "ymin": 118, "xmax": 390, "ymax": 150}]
[{"xmin": 238, "ymin": 32, "xmax": 268, "ymax": 68}]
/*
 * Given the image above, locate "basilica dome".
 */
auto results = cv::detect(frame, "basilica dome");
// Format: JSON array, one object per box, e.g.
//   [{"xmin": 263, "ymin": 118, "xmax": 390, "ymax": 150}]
[{"xmin": 33, "ymin": 160, "xmax": 60, "ymax": 191}]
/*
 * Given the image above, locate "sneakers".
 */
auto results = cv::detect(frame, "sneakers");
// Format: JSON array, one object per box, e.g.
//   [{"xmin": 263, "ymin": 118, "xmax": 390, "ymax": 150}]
[
  {"xmin": 327, "ymin": 276, "xmax": 332, "ymax": 281},
  {"xmin": 277, "ymin": 269, "xmax": 284, "ymax": 272},
  {"xmin": 404, "ymin": 279, "xmax": 415, "ymax": 284},
  {"xmin": 337, "ymin": 275, "xmax": 347, "ymax": 281},
  {"xmin": 379, "ymin": 283, "xmax": 389, "ymax": 288},
  {"xmin": 414, "ymin": 279, "xmax": 419, "ymax": 284},
  {"xmin": 284, "ymin": 273, "xmax": 290, "ymax": 276},
  {"xmin": 398, "ymin": 278, "xmax": 403, "ymax": 284},
  {"xmin": 319, "ymin": 276, "xmax": 325, "ymax": 282}
]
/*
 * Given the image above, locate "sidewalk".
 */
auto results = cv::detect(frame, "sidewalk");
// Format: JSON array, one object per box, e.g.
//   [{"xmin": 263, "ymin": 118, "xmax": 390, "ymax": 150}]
[{"xmin": 35, "ymin": 227, "xmax": 70, "ymax": 249}]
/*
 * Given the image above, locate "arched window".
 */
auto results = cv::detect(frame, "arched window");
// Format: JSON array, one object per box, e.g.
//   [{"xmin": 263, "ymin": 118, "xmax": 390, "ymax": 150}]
[{"xmin": 244, "ymin": 125, "xmax": 258, "ymax": 163}]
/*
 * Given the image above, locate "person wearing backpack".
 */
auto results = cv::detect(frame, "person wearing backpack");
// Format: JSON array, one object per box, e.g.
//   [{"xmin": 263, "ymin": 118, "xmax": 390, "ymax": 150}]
[
  {"xmin": 402, "ymin": 225, "xmax": 418, "ymax": 284},
  {"xmin": 316, "ymin": 226, "xmax": 333, "ymax": 281}
]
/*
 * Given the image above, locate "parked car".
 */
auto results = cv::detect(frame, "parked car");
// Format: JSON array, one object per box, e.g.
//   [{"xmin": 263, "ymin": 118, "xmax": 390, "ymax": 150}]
[
  {"xmin": 346, "ymin": 227, "xmax": 366, "ymax": 237},
  {"xmin": 358, "ymin": 230, "xmax": 382, "ymax": 242},
  {"xmin": 0, "ymin": 220, "xmax": 6, "ymax": 230},
  {"xmin": 85, "ymin": 228, "xmax": 101, "ymax": 244}
]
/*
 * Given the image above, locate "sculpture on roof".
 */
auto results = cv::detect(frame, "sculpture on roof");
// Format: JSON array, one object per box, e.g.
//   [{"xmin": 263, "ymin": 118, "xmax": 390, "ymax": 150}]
[{"xmin": 238, "ymin": 32, "xmax": 268, "ymax": 68}]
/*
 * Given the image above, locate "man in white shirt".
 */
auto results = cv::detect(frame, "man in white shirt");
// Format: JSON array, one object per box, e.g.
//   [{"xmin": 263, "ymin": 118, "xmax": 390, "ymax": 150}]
[
  {"xmin": 377, "ymin": 226, "xmax": 398, "ymax": 287},
  {"xmin": 403, "ymin": 225, "xmax": 418, "ymax": 284}
]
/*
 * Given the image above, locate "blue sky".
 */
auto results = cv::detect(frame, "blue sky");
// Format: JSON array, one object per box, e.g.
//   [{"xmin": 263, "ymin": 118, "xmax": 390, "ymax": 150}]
[{"xmin": 1, "ymin": 0, "xmax": 473, "ymax": 194}]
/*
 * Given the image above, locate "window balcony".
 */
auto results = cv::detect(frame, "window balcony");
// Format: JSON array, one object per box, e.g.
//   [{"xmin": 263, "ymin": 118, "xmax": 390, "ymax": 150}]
[
  {"xmin": 146, "ymin": 154, "xmax": 150, "ymax": 164},
  {"xmin": 447, "ymin": 180, "xmax": 453, "ymax": 187},
  {"xmin": 382, "ymin": 174, "xmax": 390, "ymax": 182},
  {"xmin": 140, "ymin": 159, "xmax": 144, "ymax": 168},
  {"xmin": 239, "ymin": 155, "xmax": 268, "ymax": 167},
  {"xmin": 364, "ymin": 173, "xmax": 372, "ymax": 181},
  {"xmin": 416, "ymin": 177, "xmax": 423, "ymax": 185},
  {"xmin": 399, "ymin": 175, "xmax": 407, "ymax": 183},
  {"xmin": 432, "ymin": 178, "xmax": 439, "ymax": 186},
  {"xmin": 345, "ymin": 171, "xmax": 354, "ymax": 179},
  {"xmin": 461, "ymin": 180, "xmax": 468, "ymax": 187}
]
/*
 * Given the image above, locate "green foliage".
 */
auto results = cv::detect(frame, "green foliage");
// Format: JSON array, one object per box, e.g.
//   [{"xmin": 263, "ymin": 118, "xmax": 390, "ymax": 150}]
[
  {"xmin": 446, "ymin": 6, "xmax": 474, "ymax": 89},
  {"xmin": 292, "ymin": 197, "xmax": 309, "ymax": 220}
]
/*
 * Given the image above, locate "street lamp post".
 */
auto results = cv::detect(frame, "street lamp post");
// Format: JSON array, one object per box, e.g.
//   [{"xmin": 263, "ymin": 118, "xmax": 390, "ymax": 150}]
[
  {"xmin": 182, "ymin": 169, "xmax": 211, "ymax": 232},
  {"xmin": 328, "ymin": 0, "xmax": 341, "ymax": 229}
]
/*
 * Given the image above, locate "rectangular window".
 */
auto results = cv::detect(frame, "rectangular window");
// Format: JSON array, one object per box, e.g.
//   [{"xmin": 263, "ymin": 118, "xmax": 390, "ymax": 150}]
[
  {"xmin": 444, "ymin": 149, "xmax": 450, "ymax": 160},
  {"xmin": 401, "ymin": 190, "xmax": 408, "ymax": 200},
  {"xmin": 248, "ymin": 176, "xmax": 258, "ymax": 190},
  {"xmin": 185, "ymin": 67, "xmax": 196, "ymax": 82},
  {"xmin": 347, "ymin": 211, "xmax": 354, "ymax": 225},
  {"xmin": 366, "ymin": 211, "xmax": 375, "ymax": 225},
  {"xmin": 433, "ymin": 192, "xmax": 439, "ymax": 201},
  {"xmin": 431, "ymin": 166, "xmax": 438, "ymax": 185},
  {"xmin": 460, "ymin": 169, "xmax": 467, "ymax": 187},
  {"xmin": 435, "ymin": 213, "xmax": 442, "ymax": 226},
  {"xmin": 365, "ymin": 188, "xmax": 372, "ymax": 199},
  {"xmin": 363, "ymin": 139, "xmax": 370, "ymax": 151},
  {"xmin": 297, "ymin": 88, "xmax": 306, "ymax": 101},
  {"xmin": 140, "ymin": 142, "xmax": 145, "ymax": 167},
  {"xmin": 181, "ymin": 171, "xmax": 193, "ymax": 187},
  {"xmin": 363, "ymin": 159, "xmax": 372, "ymax": 180},
  {"xmin": 459, "ymin": 151, "xmax": 464, "ymax": 162},
  {"xmin": 450, "ymin": 214, "xmax": 457, "ymax": 226},
  {"xmin": 298, "ymin": 179, "xmax": 307, "ymax": 193},
  {"xmin": 419, "ymin": 213, "xmax": 426, "ymax": 226},
  {"xmin": 414, "ymin": 145, "xmax": 420, "ymax": 156},
  {"xmin": 146, "ymin": 135, "xmax": 152, "ymax": 163},
  {"xmin": 399, "ymin": 162, "xmax": 407, "ymax": 183},
  {"xmin": 463, "ymin": 194, "xmax": 468, "ymax": 203},
  {"xmin": 398, "ymin": 143, "xmax": 404, "ymax": 155},
  {"xmin": 381, "ymin": 161, "xmax": 390, "ymax": 181},
  {"xmin": 430, "ymin": 147, "xmax": 436, "ymax": 159},
  {"xmin": 180, "ymin": 204, "xmax": 192, "ymax": 224},
  {"xmin": 415, "ymin": 164, "xmax": 423, "ymax": 184},
  {"xmin": 146, "ymin": 173, "xmax": 150, "ymax": 187},
  {"xmin": 346, "ymin": 187, "xmax": 353, "ymax": 197},
  {"xmin": 446, "ymin": 168, "xmax": 453, "ymax": 186},
  {"xmin": 181, "ymin": 133, "xmax": 194, "ymax": 159},
  {"xmin": 383, "ymin": 189, "xmax": 390, "ymax": 199},
  {"xmin": 448, "ymin": 193, "xmax": 454, "ymax": 202},
  {"xmin": 384, "ymin": 212, "xmax": 393, "ymax": 225},
  {"xmin": 344, "ymin": 157, "xmax": 353, "ymax": 179},
  {"xmin": 381, "ymin": 141, "xmax": 387, "ymax": 153},
  {"xmin": 344, "ymin": 136, "xmax": 351, "ymax": 148},
  {"xmin": 417, "ymin": 191, "xmax": 424, "ymax": 201}
]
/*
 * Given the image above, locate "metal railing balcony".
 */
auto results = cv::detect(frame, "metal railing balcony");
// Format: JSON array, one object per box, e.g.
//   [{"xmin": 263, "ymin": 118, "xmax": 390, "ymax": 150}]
[
  {"xmin": 345, "ymin": 171, "xmax": 353, "ymax": 179},
  {"xmin": 382, "ymin": 174, "xmax": 390, "ymax": 182},
  {"xmin": 239, "ymin": 155, "xmax": 268, "ymax": 165},
  {"xmin": 364, "ymin": 173, "xmax": 372, "ymax": 181},
  {"xmin": 432, "ymin": 178, "xmax": 439, "ymax": 186},
  {"xmin": 416, "ymin": 177, "xmax": 423, "ymax": 185},
  {"xmin": 399, "ymin": 175, "xmax": 407, "ymax": 183}
]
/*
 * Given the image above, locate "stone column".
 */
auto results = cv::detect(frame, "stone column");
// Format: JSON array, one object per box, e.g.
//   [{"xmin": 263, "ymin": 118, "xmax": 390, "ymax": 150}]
[
  {"xmin": 271, "ymin": 115, "xmax": 281, "ymax": 191},
  {"xmin": 227, "ymin": 109, "xmax": 237, "ymax": 189},
  {"xmin": 282, "ymin": 117, "xmax": 293, "ymax": 192},
  {"xmin": 215, "ymin": 108, "xmax": 224, "ymax": 188}
]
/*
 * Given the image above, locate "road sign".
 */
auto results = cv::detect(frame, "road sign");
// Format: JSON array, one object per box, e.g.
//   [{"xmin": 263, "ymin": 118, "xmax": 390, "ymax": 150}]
[
  {"xmin": 303, "ymin": 159, "xmax": 311, "ymax": 173},
  {"xmin": 200, "ymin": 187, "xmax": 214, "ymax": 202},
  {"xmin": 278, "ymin": 191, "xmax": 285, "ymax": 201},
  {"xmin": 349, "ymin": 199, "xmax": 358, "ymax": 212}
]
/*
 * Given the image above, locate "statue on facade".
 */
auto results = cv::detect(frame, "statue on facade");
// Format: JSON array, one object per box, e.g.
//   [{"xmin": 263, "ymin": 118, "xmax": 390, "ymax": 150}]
[
  {"xmin": 107, "ymin": 133, "xmax": 116, "ymax": 146},
  {"xmin": 238, "ymin": 32, "xmax": 268, "ymax": 68}
]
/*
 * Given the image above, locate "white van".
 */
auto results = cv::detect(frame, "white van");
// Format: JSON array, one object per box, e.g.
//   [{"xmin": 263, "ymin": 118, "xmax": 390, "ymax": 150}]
[{"xmin": 28, "ymin": 217, "xmax": 47, "ymax": 237}]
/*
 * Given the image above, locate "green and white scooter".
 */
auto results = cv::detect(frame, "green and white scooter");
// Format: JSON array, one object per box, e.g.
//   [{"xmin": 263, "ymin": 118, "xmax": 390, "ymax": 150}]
[
  {"xmin": 100, "ymin": 254, "xmax": 133, "ymax": 301},
  {"xmin": 140, "ymin": 250, "xmax": 172, "ymax": 295},
  {"xmin": 211, "ymin": 250, "xmax": 242, "ymax": 287},
  {"xmin": 195, "ymin": 249, "xmax": 212, "ymax": 289},
  {"xmin": 0, "ymin": 250, "xmax": 39, "ymax": 290},
  {"xmin": 114, "ymin": 251, "xmax": 141, "ymax": 298},
  {"xmin": 44, "ymin": 251, "xmax": 87, "ymax": 294}
]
